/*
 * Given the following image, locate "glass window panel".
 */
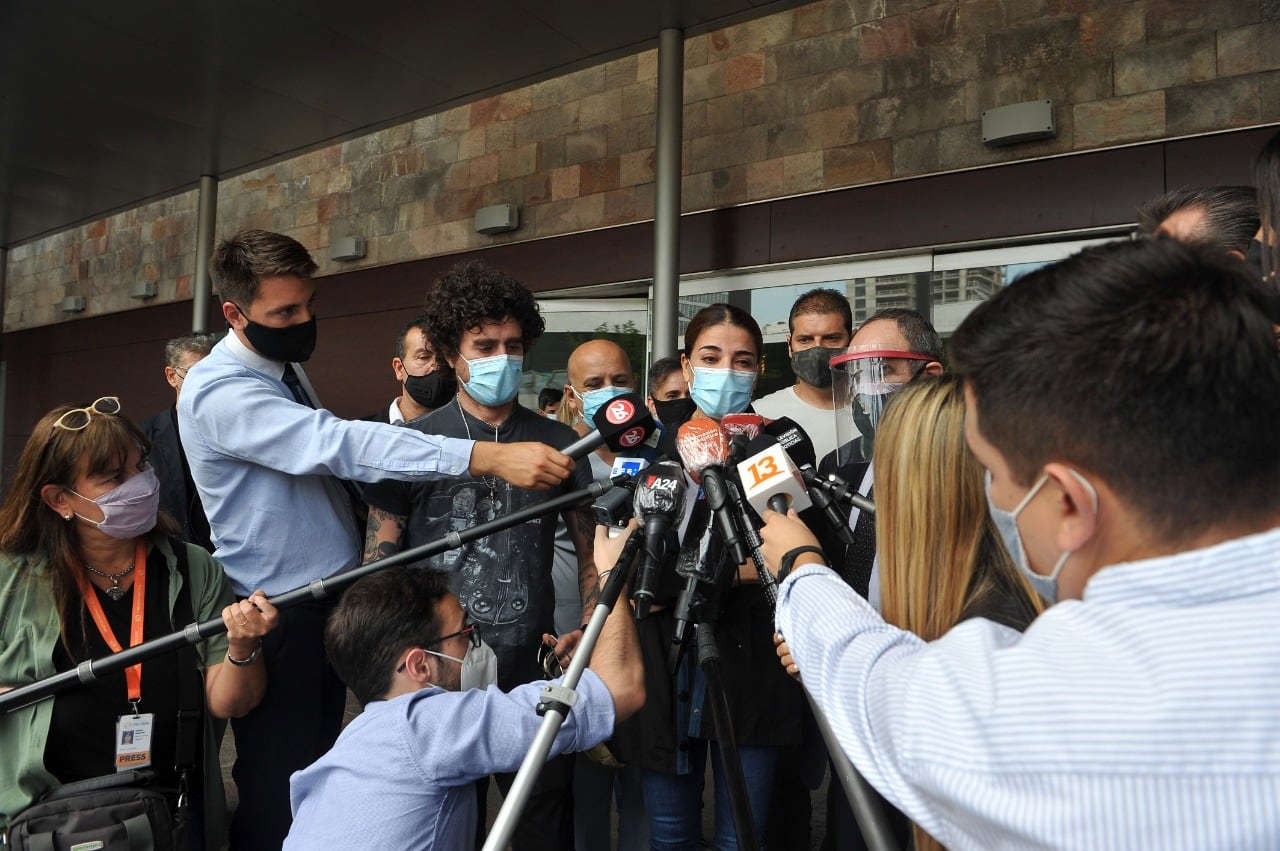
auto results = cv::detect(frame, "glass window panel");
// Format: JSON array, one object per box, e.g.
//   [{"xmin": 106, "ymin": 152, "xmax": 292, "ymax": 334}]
[
  {"xmin": 929, "ymin": 236, "xmax": 1123, "ymax": 337},
  {"xmin": 524, "ymin": 298, "xmax": 648, "ymax": 409}
]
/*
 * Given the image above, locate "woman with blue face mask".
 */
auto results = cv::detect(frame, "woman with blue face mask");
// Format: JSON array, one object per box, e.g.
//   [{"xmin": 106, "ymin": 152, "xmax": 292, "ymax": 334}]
[
  {"xmin": 679, "ymin": 304, "xmax": 762, "ymax": 425},
  {"xmin": 0, "ymin": 398, "xmax": 279, "ymax": 849},
  {"xmin": 612, "ymin": 303, "xmax": 805, "ymax": 851}
]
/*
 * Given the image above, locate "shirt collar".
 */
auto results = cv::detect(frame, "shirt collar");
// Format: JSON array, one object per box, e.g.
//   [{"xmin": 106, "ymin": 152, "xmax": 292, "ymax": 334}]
[
  {"xmin": 1083, "ymin": 526, "xmax": 1280, "ymax": 607},
  {"xmin": 389, "ymin": 398, "xmax": 405, "ymax": 424},
  {"xmin": 224, "ymin": 327, "xmax": 285, "ymax": 380}
]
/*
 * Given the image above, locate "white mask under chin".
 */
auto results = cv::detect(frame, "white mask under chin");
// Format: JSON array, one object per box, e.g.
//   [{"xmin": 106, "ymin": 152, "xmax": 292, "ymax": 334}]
[{"xmin": 426, "ymin": 639, "xmax": 499, "ymax": 691}]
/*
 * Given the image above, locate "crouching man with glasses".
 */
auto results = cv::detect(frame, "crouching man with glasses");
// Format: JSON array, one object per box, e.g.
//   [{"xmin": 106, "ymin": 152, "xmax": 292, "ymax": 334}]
[{"xmin": 282, "ymin": 524, "xmax": 645, "ymax": 850}]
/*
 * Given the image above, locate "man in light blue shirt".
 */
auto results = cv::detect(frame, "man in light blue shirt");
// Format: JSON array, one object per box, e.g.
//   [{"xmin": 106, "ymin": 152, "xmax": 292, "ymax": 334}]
[
  {"xmin": 760, "ymin": 239, "xmax": 1280, "ymax": 850},
  {"xmin": 178, "ymin": 228, "xmax": 578, "ymax": 849},
  {"xmin": 285, "ymin": 530, "xmax": 645, "ymax": 850}
]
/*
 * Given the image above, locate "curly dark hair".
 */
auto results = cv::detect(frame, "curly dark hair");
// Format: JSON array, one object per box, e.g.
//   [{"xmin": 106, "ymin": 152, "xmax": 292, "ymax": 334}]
[{"xmin": 423, "ymin": 261, "xmax": 545, "ymax": 361}]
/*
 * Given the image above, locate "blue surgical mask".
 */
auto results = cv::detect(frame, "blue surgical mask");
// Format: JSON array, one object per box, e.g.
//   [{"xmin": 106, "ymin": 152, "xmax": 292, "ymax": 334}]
[
  {"xmin": 573, "ymin": 384, "xmax": 630, "ymax": 424},
  {"xmin": 689, "ymin": 367, "xmax": 755, "ymax": 420},
  {"xmin": 983, "ymin": 469, "xmax": 1096, "ymax": 605},
  {"xmin": 460, "ymin": 354, "xmax": 523, "ymax": 406}
]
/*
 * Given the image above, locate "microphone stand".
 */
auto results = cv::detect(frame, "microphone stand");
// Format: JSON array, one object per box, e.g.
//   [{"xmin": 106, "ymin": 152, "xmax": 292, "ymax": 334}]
[
  {"xmin": 482, "ymin": 531, "xmax": 642, "ymax": 851},
  {"xmin": 0, "ymin": 477, "xmax": 623, "ymax": 715},
  {"xmin": 668, "ymin": 487, "xmax": 761, "ymax": 851},
  {"xmin": 782, "ymin": 521, "xmax": 899, "ymax": 851},
  {"xmin": 805, "ymin": 691, "xmax": 900, "ymax": 851},
  {"xmin": 801, "ymin": 468, "xmax": 875, "ymax": 516},
  {"xmin": 733, "ymin": 478, "xmax": 898, "ymax": 851},
  {"xmin": 696, "ymin": 620, "xmax": 758, "ymax": 851}
]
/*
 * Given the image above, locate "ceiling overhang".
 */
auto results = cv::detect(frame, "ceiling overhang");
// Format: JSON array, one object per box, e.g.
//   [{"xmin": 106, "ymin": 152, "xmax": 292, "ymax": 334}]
[{"xmin": 0, "ymin": 0, "xmax": 808, "ymax": 248}]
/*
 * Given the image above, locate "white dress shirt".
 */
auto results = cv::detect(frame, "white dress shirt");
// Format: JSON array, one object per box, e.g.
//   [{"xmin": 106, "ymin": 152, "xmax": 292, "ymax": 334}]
[{"xmin": 776, "ymin": 526, "xmax": 1280, "ymax": 850}]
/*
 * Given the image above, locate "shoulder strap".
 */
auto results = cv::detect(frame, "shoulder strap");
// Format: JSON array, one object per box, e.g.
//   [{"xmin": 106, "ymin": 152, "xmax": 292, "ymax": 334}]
[{"xmin": 168, "ymin": 538, "xmax": 202, "ymax": 773}]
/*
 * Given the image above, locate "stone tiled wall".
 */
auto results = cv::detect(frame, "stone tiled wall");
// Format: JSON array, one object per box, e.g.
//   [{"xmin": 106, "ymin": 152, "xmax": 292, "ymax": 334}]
[{"xmin": 6, "ymin": 0, "xmax": 1279, "ymax": 330}]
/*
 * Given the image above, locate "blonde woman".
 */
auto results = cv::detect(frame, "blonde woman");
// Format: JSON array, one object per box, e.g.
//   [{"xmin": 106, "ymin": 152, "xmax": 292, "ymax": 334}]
[{"xmin": 872, "ymin": 374, "xmax": 1043, "ymax": 850}]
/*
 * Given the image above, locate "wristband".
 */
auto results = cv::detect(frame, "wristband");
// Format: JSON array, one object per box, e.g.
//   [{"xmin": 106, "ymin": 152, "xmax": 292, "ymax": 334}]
[
  {"xmin": 777, "ymin": 546, "xmax": 825, "ymax": 582},
  {"xmin": 226, "ymin": 644, "xmax": 262, "ymax": 667}
]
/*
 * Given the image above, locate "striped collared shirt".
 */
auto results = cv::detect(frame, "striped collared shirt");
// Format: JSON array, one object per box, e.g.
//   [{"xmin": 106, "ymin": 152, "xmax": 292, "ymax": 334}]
[{"xmin": 776, "ymin": 526, "xmax": 1280, "ymax": 850}]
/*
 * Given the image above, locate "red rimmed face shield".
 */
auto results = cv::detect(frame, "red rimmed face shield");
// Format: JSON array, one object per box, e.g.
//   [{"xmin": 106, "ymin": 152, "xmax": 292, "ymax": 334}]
[{"xmin": 829, "ymin": 347, "xmax": 934, "ymax": 466}]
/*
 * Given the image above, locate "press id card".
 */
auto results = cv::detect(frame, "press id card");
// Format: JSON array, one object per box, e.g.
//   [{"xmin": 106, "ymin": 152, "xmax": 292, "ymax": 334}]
[{"xmin": 115, "ymin": 712, "xmax": 154, "ymax": 771}]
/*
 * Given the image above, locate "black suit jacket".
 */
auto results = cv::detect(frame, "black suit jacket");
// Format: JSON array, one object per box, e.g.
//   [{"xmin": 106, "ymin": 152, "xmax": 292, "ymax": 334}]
[
  {"xmin": 803, "ymin": 458, "xmax": 872, "ymax": 595},
  {"xmin": 141, "ymin": 405, "xmax": 214, "ymax": 552}
]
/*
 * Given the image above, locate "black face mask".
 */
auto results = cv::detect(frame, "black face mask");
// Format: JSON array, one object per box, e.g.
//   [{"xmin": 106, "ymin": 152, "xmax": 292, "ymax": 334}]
[
  {"xmin": 852, "ymin": 361, "xmax": 931, "ymax": 460},
  {"xmin": 234, "ymin": 305, "xmax": 317, "ymax": 363},
  {"xmin": 651, "ymin": 396, "xmax": 696, "ymax": 428},
  {"xmin": 404, "ymin": 371, "xmax": 457, "ymax": 410},
  {"xmin": 790, "ymin": 346, "xmax": 838, "ymax": 388}
]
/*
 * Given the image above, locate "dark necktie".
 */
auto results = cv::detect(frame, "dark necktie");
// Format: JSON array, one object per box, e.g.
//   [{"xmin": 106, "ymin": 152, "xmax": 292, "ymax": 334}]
[
  {"xmin": 843, "ymin": 488, "xmax": 876, "ymax": 599},
  {"xmin": 282, "ymin": 363, "xmax": 313, "ymax": 408},
  {"xmin": 283, "ymin": 363, "xmax": 368, "ymax": 524}
]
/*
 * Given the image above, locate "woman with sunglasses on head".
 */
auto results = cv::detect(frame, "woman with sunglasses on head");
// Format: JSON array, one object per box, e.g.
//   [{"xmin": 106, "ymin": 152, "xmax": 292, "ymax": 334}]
[
  {"xmin": 0, "ymin": 397, "xmax": 279, "ymax": 850},
  {"xmin": 612, "ymin": 304, "xmax": 804, "ymax": 851}
]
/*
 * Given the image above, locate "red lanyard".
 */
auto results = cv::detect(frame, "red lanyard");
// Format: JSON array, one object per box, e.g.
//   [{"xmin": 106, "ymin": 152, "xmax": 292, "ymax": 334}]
[{"xmin": 80, "ymin": 539, "xmax": 147, "ymax": 705}]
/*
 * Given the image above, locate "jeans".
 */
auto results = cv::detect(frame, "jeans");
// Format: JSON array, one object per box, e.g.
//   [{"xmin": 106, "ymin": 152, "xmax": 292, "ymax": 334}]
[{"xmin": 641, "ymin": 740, "xmax": 779, "ymax": 851}]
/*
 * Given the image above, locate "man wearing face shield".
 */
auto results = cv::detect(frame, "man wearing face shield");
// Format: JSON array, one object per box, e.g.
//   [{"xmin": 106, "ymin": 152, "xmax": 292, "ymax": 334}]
[
  {"xmin": 805, "ymin": 309, "xmax": 942, "ymax": 851},
  {"xmin": 753, "ymin": 288, "xmax": 854, "ymax": 462},
  {"xmin": 818, "ymin": 309, "xmax": 943, "ymax": 598},
  {"xmin": 826, "ymin": 309, "xmax": 945, "ymax": 471},
  {"xmin": 761, "ymin": 239, "xmax": 1280, "ymax": 849}
]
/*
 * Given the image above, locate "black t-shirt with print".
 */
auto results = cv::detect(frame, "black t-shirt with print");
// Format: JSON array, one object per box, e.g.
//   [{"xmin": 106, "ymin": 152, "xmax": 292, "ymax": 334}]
[{"xmin": 364, "ymin": 401, "xmax": 593, "ymax": 690}]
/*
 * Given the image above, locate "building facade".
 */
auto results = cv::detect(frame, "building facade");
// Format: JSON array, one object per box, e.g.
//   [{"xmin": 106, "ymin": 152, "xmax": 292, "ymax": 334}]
[{"xmin": 2, "ymin": 0, "xmax": 1277, "ymax": 471}]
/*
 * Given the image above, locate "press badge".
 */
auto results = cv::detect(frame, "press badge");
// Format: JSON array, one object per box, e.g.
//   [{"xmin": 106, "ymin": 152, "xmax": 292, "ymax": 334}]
[{"xmin": 115, "ymin": 712, "xmax": 154, "ymax": 771}]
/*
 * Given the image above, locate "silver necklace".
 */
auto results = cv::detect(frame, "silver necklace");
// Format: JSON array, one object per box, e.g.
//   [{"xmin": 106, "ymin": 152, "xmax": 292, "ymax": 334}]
[
  {"xmin": 457, "ymin": 399, "xmax": 503, "ymax": 501},
  {"xmin": 83, "ymin": 562, "xmax": 136, "ymax": 601}
]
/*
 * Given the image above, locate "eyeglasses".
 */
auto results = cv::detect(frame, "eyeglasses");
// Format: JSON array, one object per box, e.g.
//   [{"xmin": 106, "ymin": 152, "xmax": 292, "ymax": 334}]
[
  {"xmin": 173, "ymin": 366, "xmax": 190, "ymax": 379},
  {"xmin": 396, "ymin": 623, "xmax": 481, "ymax": 673},
  {"xmin": 431, "ymin": 623, "xmax": 481, "ymax": 649},
  {"xmin": 54, "ymin": 397, "xmax": 122, "ymax": 431}
]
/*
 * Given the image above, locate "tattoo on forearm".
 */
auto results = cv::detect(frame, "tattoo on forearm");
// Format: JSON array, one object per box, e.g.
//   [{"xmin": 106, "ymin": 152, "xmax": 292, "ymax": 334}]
[
  {"xmin": 579, "ymin": 560, "xmax": 600, "ymax": 611},
  {"xmin": 575, "ymin": 506, "xmax": 600, "ymax": 610},
  {"xmin": 362, "ymin": 507, "xmax": 405, "ymax": 564}
]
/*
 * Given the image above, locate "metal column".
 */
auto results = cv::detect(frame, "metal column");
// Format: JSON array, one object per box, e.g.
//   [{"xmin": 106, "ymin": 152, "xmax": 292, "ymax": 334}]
[
  {"xmin": 192, "ymin": 175, "xmax": 218, "ymax": 332},
  {"xmin": 651, "ymin": 27, "xmax": 684, "ymax": 360}
]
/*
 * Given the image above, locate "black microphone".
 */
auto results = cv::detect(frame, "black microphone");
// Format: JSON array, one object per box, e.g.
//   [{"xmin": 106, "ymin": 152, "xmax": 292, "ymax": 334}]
[
  {"xmin": 761, "ymin": 416, "xmax": 816, "ymax": 468},
  {"xmin": 590, "ymin": 474, "xmax": 640, "ymax": 527},
  {"xmin": 561, "ymin": 392, "xmax": 658, "ymax": 459},
  {"xmin": 762, "ymin": 417, "xmax": 859, "ymax": 543},
  {"xmin": 670, "ymin": 508, "xmax": 724, "ymax": 650},
  {"xmin": 631, "ymin": 461, "xmax": 687, "ymax": 619},
  {"xmin": 699, "ymin": 465, "xmax": 750, "ymax": 569},
  {"xmin": 806, "ymin": 471, "xmax": 876, "ymax": 516}
]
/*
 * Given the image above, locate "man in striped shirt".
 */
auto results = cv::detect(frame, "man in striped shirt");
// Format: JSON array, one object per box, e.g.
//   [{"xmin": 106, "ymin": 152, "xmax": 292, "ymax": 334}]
[{"xmin": 761, "ymin": 238, "xmax": 1280, "ymax": 850}]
